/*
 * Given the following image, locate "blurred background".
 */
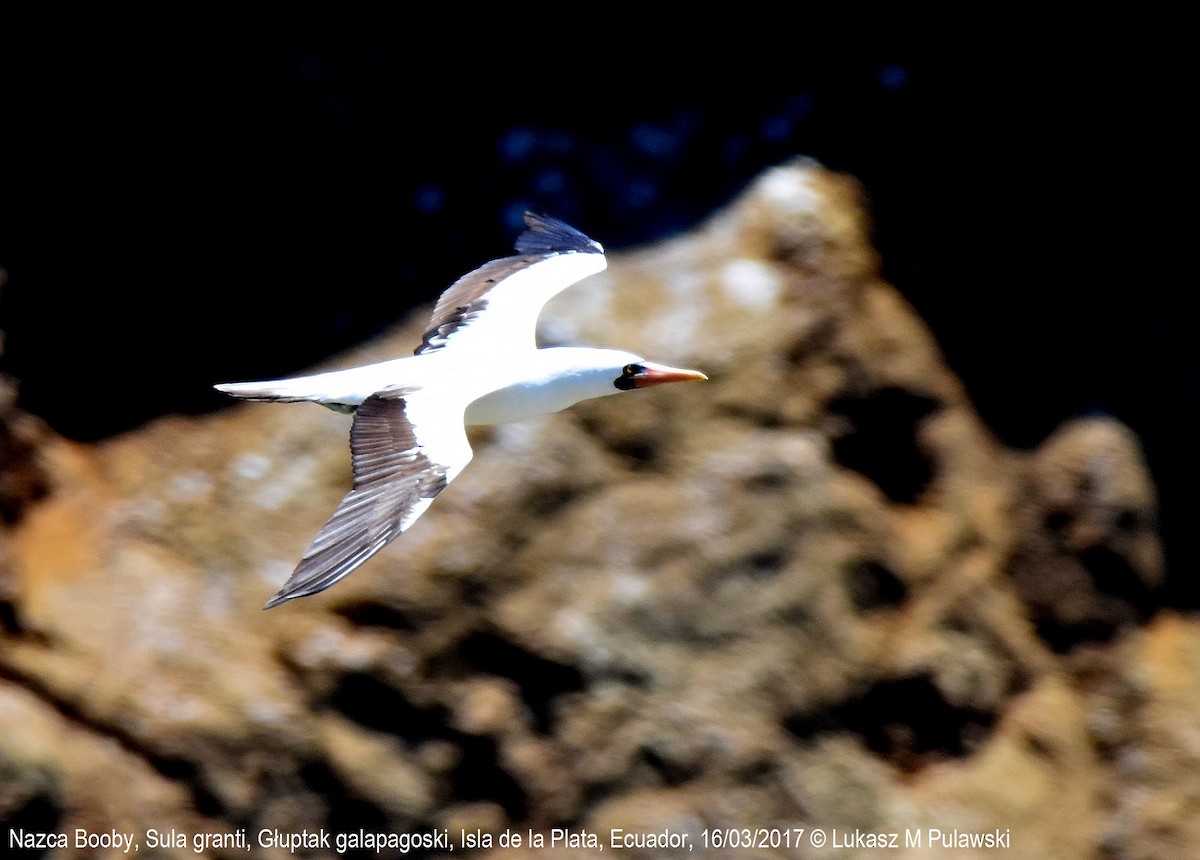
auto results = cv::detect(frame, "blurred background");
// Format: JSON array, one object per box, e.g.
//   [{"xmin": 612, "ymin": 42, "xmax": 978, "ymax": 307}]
[
  {"xmin": 2, "ymin": 11, "xmax": 1196, "ymax": 856},
  {"xmin": 0, "ymin": 15, "xmax": 1190, "ymax": 593}
]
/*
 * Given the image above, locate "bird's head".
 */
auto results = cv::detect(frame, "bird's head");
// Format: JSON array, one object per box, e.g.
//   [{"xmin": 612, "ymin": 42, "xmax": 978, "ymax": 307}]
[
  {"xmin": 463, "ymin": 347, "xmax": 707, "ymax": 426},
  {"xmin": 529, "ymin": 346, "xmax": 707, "ymax": 409},
  {"xmin": 612, "ymin": 358, "xmax": 709, "ymax": 390}
]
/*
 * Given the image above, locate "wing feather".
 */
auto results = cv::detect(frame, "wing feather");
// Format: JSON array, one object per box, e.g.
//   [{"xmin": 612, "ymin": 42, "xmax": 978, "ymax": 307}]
[
  {"xmin": 263, "ymin": 387, "xmax": 469, "ymax": 608},
  {"xmin": 415, "ymin": 210, "xmax": 606, "ymax": 356}
]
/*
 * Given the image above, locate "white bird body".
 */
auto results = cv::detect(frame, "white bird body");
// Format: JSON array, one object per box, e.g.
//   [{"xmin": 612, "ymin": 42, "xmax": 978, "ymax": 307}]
[
  {"xmin": 217, "ymin": 211, "xmax": 706, "ymax": 608},
  {"xmin": 216, "ymin": 345, "xmax": 649, "ymax": 425}
]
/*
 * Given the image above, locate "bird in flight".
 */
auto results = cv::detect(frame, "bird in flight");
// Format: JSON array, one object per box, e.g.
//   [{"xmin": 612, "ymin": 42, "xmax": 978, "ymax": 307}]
[{"xmin": 217, "ymin": 211, "xmax": 707, "ymax": 608}]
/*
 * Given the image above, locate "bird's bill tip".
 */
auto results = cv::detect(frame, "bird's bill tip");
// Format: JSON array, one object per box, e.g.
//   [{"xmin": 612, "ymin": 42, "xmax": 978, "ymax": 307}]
[{"xmin": 634, "ymin": 363, "xmax": 709, "ymax": 388}]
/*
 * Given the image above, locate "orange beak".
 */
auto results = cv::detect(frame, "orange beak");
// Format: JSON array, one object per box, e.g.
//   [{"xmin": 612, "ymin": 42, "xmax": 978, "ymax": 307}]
[{"xmin": 631, "ymin": 362, "xmax": 709, "ymax": 389}]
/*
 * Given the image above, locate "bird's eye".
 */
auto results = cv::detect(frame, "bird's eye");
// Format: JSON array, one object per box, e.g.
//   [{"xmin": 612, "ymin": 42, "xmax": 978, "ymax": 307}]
[{"xmin": 614, "ymin": 364, "xmax": 643, "ymax": 391}]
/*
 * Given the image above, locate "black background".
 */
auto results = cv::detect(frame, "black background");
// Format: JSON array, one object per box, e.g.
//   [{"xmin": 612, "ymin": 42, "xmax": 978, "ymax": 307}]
[{"xmin": 0, "ymin": 13, "xmax": 1190, "ymax": 596}]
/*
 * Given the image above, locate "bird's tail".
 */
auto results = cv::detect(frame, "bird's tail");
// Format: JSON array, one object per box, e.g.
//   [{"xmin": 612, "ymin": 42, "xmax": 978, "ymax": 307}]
[
  {"xmin": 214, "ymin": 379, "xmax": 318, "ymax": 403},
  {"xmin": 216, "ymin": 359, "xmax": 410, "ymax": 411},
  {"xmin": 214, "ymin": 370, "xmax": 370, "ymax": 413}
]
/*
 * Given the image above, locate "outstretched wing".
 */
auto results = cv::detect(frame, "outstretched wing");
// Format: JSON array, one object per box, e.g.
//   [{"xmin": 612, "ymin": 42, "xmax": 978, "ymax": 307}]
[
  {"xmin": 415, "ymin": 210, "xmax": 606, "ymax": 356},
  {"xmin": 263, "ymin": 386, "xmax": 472, "ymax": 608}
]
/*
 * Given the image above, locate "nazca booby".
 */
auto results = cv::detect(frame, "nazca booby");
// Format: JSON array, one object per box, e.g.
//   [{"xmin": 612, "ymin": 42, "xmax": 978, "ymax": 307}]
[{"xmin": 217, "ymin": 211, "xmax": 707, "ymax": 608}]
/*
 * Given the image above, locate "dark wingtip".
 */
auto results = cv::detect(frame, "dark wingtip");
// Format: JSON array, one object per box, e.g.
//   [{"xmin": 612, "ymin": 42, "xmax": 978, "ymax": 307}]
[
  {"xmin": 262, "ymin": 584, "xmax": 307, "ymax": 609},
  {"xmin": 515, "ymin": 209, "xmax": 603, "ymax": 256},
  {"xmin": 262, "ymin": 592, "xmax": 289, "ymax": 610}
]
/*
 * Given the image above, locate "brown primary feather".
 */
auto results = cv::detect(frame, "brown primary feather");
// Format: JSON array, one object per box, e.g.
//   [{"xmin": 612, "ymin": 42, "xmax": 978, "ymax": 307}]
[{"xmin": 263, "ymin": 388, "xmax": 449, "ymax": 608}]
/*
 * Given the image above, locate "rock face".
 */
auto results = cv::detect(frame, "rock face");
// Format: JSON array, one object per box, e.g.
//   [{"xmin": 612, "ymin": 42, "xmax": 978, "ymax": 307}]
[{"xmin": 0, "ymin": 160, "xmax": 1183, "ymax": 858}]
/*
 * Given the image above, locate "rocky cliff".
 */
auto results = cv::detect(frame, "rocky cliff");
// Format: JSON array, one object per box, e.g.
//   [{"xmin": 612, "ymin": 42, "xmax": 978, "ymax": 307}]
[{"xmin": 0, "ymin": 160, "xmax": 1187, "ymax": 858}]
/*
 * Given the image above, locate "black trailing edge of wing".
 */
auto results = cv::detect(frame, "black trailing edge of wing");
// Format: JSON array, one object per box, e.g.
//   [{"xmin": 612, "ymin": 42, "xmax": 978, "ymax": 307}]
[{"xmin": 514, "ymin": 209, "xmax": 604, "ymax": 256}]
